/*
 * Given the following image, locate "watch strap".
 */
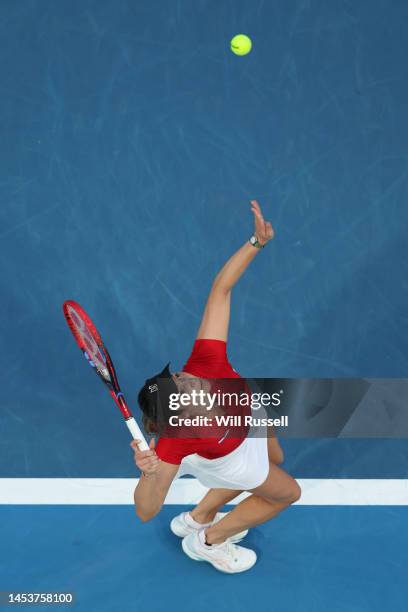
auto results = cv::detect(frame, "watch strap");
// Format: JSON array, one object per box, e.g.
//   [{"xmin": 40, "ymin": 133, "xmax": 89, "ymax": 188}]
[{"xmin": 249, "ymin": 235, "xmax": 265, "ymax": 249}]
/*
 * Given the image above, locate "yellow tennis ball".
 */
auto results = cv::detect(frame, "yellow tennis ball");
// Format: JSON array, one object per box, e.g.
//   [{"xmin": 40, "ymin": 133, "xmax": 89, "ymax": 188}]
[{"xmin": 230, "ymin": 34, "xmax": 252, "ymax": 56}]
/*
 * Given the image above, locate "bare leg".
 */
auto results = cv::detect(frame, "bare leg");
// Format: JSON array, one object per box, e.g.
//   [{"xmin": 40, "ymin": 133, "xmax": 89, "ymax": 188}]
[
  {"xmin": 205, "ymin": 462, "xmax": 301, "ymax": 544},
  {"xmin": 190, "ymin": 488, "xmax": 243, "ymax": 524},
  {"xmin": 267, "ymin": 435, "xmax": 284, "ymax": 465},
  {"xmin": 189, "ymin": 436, "xmax": 284, "ymax": 525}
]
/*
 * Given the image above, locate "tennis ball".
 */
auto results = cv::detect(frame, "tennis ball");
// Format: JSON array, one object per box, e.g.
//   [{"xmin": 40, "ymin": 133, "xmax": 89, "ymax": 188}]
[{"xmin": 230, "ymin": 34, "xmax": 252, "ymax": 56}]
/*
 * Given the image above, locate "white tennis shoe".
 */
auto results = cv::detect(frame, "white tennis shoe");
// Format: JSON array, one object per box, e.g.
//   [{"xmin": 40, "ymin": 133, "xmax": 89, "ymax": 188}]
[
  {"xmin": 182, "ymin": 528, "xmax": 257, "ymax": 573},
  {"xmin": 170, "ymin": 511, "xmax": 248, "ymax": 543}
]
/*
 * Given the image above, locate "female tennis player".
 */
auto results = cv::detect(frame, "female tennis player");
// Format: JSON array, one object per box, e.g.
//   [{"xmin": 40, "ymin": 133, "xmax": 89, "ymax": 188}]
[{"xmin": 131, "ymin": 200, "xmax": 301, "ymax": 573}]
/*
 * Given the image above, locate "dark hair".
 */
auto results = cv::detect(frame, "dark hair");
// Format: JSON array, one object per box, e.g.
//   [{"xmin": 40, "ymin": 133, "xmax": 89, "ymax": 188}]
[
  {"xmin": 137, "ymin": 363, "xmax": 178, "ymax": 435},
  {"xmin": 137, "ymin": 387, "xmax": 159, "ymax": 435}
]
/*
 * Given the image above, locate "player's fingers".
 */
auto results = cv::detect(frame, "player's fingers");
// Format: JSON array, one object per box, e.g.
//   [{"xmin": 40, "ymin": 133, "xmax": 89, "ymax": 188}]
[
  {"xmin": 252, "ymin": 208, "xmax": 264, "ymax": 224},
  {"xmin": 252, "ymin": 202, "xmax": 264, "ymax": 217},
  {"xmin": 266, "ymin": 221, "xmax": 274, "ymax": 237},
  {"xmin": 138, "ymin": 458, "xmax": 160, "ymax": 471},
  {"xmin": 148, "ymin": 454, "xmax": 160, "ymax": 463},
  {"xmin": 136, "ymin": 449, "xmax": 155, "ymax": 460},
  {"xmin": 131, "ymin": 439, "xmax": 150, "ymax": 452},
  {"xmin": 138, "ymin": 457, "xmax": 155, "ymax": 469},
  {"xmin": 252, "ymin": 204, "xmax": 264, "ymax": 219}
]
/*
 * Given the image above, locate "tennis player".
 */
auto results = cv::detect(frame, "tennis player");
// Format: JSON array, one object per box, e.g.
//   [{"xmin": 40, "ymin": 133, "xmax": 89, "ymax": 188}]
[{"xmin": 132, "ymin": 200, "xmax": 301, "ymax": 573}]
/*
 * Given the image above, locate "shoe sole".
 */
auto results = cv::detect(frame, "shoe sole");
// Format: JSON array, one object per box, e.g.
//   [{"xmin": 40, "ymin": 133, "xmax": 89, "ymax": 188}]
[{"xmin": 181, "ymin": 538, "xmax": 256, "ymax": 574}]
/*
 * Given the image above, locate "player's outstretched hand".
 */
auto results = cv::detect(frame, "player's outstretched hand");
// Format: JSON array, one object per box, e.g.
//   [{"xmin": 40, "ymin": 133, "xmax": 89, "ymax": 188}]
[
  {"xmin": 250, "ymin": 200, "xmax": 275, "ymax": 245},
  {"xmin": 130, "ymin": 438, "xmax": 160, "ymax": 476}
]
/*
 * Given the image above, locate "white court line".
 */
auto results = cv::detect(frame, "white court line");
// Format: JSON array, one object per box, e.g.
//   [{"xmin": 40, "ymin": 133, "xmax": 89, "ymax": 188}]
[{"xmin": 0, "ymin": 479, "xmax": 407, "ymax": 505}]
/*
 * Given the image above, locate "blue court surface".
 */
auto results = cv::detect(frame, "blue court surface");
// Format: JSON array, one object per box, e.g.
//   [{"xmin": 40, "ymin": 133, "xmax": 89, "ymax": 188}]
[
  {"xmin": 1, "ymin": 504, "xmax": 407, "ymax": 611},
  {"xmin": 1, "ymin": 0, "xmax": 408, "ymax": 610}
]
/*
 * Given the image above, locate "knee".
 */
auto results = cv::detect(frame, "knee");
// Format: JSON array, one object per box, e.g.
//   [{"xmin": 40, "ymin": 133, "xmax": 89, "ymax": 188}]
[
  {"xmin": 288, "ymin": 481, "xmax": 301, "ymax": 504},
  {"xmin": 260, "ymin": 479, "xmax": 301, "ymax": 507},
  {"xmin": 279, "ymin": 480, "xmax": 301, "ymax": 506}
]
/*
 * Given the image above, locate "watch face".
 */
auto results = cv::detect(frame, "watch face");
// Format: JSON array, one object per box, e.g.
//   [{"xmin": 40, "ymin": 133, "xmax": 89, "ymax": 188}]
[{"xmin": 250, "ymin": 236, "xmax": 256, "ymax": 244}]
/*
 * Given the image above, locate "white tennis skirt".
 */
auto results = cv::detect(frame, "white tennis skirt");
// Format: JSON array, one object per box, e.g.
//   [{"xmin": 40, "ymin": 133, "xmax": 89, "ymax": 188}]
[{"xmin": 175, "ymin": 415, "xmax": 270, "ymax": 490}]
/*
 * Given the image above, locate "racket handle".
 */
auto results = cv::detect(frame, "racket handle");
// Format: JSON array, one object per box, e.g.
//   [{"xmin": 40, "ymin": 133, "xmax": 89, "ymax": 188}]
[{"xmin": 125, "ymin": 417, "xmax": 149, "ymax": 451}]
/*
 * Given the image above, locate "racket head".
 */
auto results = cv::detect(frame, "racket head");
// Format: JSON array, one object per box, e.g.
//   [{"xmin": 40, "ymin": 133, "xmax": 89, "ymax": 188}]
[
  {"xmin": 63, "ymin": 299, "xmax": 139, "ymax": 426},
  {"xmin": 63, "ymin": 300, "xmax": 119, "ymax": 390}
]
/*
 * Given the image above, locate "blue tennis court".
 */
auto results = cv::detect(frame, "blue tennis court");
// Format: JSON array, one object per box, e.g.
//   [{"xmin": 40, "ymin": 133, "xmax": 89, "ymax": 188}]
[
  {"xmin": 1, "ymin": 0, "xmax": 407, "ymax": 610},
  {"xmin": 1, "ymin": 504, "xmax": 407, "ymax": 611}
]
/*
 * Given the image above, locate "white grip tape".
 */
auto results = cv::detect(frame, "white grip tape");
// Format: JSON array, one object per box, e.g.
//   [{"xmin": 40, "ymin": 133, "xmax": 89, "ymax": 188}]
[{"xmin": 125, "ymin": 417, "xmax": 149, "ymax": 451}]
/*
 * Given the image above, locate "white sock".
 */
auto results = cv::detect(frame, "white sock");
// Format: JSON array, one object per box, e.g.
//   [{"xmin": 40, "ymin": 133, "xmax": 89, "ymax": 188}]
[{"xmin": 185, "ymin": 512, "xmax": 212, "ymax": 529}]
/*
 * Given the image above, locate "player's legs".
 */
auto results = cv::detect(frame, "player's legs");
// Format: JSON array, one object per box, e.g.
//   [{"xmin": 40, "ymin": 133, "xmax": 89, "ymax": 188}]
[
  {"xmin": 267, "ymin": 435, "xmax": 284, "ymax": 464},
  {"xmin": 190, "ymin": 487, "xmax": 243, "ymax": 523},
  {"xmin": 204, "ymin": 462, "xmax": 301, "ymax": 544},
  {"xmin": 187, "ymin": 436, "xmax": 284, "ymax": 523},
  {"xmin": 171, "ymin": 486, "xmax": 249, "ymax": 544}
]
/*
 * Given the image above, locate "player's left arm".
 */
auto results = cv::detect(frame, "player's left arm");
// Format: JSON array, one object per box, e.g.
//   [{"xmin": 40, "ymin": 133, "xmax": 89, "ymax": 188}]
[{"xmin": 196, "ymin": 200, "xmax": 275, "ymax": 342}]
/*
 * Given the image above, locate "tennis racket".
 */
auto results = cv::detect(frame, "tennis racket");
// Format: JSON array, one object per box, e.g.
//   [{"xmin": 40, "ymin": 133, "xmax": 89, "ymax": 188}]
[{"xmin": 63, "ymin": 300, "xmax": 149, "ymax": 450}]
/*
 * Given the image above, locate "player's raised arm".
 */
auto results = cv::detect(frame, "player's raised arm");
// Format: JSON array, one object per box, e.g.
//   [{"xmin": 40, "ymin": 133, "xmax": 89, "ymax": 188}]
[{"xmin": 196, "ymin": 200, "xmax": 275, "ymax": 342}]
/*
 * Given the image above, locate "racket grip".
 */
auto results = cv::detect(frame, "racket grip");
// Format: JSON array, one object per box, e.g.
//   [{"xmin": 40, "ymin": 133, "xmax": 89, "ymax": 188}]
[{"xmin": 125, "ymin": 417, "xmax": 149, "ymax": 451}]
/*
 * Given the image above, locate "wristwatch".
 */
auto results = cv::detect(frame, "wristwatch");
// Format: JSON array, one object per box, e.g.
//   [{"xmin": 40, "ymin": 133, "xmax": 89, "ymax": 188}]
[{"xmin": 249, "ymin": 235, "xmax": 265, "ymax": 249}]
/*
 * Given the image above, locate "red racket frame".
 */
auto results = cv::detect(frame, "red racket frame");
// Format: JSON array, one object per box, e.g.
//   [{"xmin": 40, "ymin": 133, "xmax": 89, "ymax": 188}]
[{"xmin": 63, "ymin": 300, "xmax": 148, "ymax": 450}]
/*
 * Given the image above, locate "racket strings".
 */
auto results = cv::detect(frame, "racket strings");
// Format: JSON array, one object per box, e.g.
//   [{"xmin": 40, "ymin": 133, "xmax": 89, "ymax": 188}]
[{"xmin": 68, "ymin": 307, "xmax": 110, "ymax": 381}]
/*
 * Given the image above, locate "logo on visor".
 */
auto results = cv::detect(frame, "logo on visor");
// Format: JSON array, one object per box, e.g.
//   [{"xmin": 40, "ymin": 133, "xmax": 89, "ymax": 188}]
[{"xmin": 149, "ymin": 384, "xmax": 158, "ymax": 393}]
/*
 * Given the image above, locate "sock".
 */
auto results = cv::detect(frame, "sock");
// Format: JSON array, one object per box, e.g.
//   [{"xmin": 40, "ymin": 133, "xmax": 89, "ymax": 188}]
[{"xmin": 185, "ymin": 512, "xmax": 212, "ymax": 529}]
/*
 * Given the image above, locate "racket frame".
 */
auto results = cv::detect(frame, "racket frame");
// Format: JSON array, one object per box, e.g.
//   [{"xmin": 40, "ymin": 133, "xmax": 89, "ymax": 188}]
[{"xmin": 63, "ymin": 300, "xmax": 149, "ymax": 451}]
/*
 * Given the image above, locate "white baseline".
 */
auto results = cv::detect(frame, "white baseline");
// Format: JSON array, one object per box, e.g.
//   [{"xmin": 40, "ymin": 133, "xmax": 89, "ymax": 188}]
[{"xmin": 0, "ymin": 478, "xmax": 407, "ymax": 505}]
